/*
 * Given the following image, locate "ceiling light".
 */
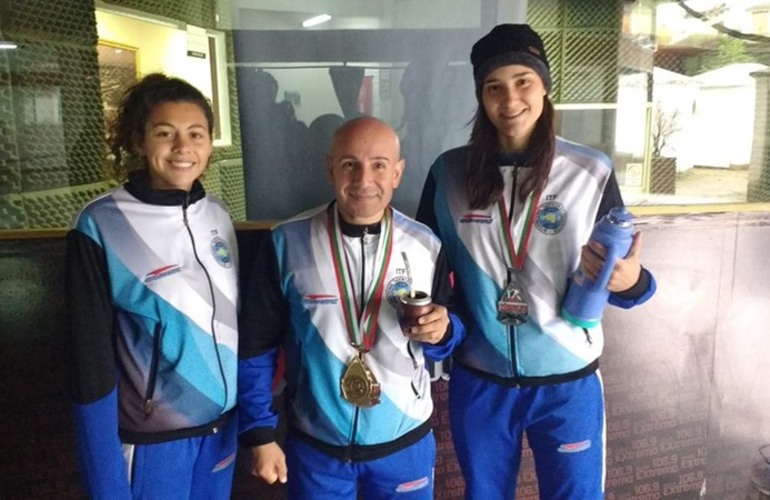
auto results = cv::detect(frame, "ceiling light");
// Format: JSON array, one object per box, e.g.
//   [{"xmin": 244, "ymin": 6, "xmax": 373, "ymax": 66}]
[
  {"xmin": 302, "ymin": 14, "xmax": 331, "ymax": 28},
  {"xmin": 0, "ymin": 41, "xmax": 19, "ymax": 50}
]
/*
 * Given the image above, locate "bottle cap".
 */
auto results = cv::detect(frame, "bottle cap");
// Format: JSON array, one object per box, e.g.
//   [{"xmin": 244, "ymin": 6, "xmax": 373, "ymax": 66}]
[{"xmin": 607, "ymin": 207, "xmax": 633, "ymax": 227}]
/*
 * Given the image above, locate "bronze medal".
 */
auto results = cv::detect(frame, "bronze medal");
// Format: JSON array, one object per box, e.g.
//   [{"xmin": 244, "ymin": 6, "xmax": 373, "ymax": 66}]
[{"xmin": 340, "ymin": 355, "xmax": 381, "ymax": 407}]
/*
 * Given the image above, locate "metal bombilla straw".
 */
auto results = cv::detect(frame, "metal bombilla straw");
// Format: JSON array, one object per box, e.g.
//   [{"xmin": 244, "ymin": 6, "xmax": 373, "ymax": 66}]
[{"xmin": 401, "ymin": 251, "xmax": 414, "ymax": 298}]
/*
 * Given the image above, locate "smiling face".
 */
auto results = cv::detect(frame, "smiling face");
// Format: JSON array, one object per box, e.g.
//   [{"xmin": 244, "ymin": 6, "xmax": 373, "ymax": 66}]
[
  {"xmin": 137, "ymin": 101, "xmax": 213, "ymax": 191},
  {"xmin": 327, "ymin": 117, "xmax": 404, "ymax": 225},
  {"xmin": 481, "ymin": 64, "xmax": 547, "ymax": 151}
]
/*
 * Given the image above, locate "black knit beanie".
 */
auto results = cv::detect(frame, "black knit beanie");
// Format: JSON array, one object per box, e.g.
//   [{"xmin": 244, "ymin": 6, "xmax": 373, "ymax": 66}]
[{"xmin": 471, "ymin": 24, "xmax": 551, "ymax": 95}]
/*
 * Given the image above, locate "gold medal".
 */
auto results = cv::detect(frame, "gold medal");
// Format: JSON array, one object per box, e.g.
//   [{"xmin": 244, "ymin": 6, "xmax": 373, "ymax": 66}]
[
  {"xmin": 340, "ymin": 355, "xmax": 381, "ymax": 407},
  {"xmin": 327, "ymin": 205, "xmax": 391, "ymax": 409}
]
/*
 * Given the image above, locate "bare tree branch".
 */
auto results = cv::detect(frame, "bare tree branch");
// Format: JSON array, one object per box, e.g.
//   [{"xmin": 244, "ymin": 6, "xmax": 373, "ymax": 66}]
[
  {"xmin": 652, "ymin": 103, "xmax": 680, "ymax": 158},
  {"xmin": 677, "ymin": 0, "xmax": 770, "ymax": 43}
]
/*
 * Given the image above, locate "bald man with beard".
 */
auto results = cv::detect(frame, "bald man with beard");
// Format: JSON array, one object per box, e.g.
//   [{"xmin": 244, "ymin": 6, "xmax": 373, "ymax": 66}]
[{"xmin": 238, "ymin": 117, "xmax": 466, "ymax": 499}]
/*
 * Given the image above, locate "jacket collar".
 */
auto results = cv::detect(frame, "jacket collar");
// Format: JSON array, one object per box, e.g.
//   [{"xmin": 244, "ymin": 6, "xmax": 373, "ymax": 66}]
[
  {"xmin": 329, "ymin": 201, "xmax": 384, "ymax": 237},
  {"xmin": 498, "ymin": 151, "xmax": 532, "ymax": 167},
  {"xmin": 124, "ymin": 170, "xmax": 206, "ymax": 207}
]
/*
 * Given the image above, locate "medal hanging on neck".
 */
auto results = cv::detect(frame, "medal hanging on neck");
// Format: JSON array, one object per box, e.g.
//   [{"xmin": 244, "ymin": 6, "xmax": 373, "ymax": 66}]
[
  {"xmin": 327, "ymin": 205, "xmax": 393, "ymax": 407},
  {"xmin": 496, "ymin": 187, "xmax": 541, "ymax": 326}
]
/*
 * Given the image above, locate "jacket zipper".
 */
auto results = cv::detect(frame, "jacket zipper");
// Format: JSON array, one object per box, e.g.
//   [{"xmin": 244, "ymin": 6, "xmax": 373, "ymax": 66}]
[
  {"xmin": 406, "ymin": 342, "xmax": 421, "ymax": 398},
  {"xmin": 344, "ymin": 407, "xmax": 362, "ymax": 462},
  {"xmin": 508, "ymin": 166, "xmax": 520, "ymax": 380},
  {"xmin": 183, "ymin": 194, "xmax": 229, "ymax": 412},
  {"xmin": 344, "ymin": 228, "xmax": 369, "ymax": 461},
  {"xmin": 142, "ymin": 323, "xmax": 163, "ymax": 415},
  {"xmin": 509, "ymin": 324, "xmax": 520, "ymax": 385},
  {"xmin": 345, "ymin": 226, "xmax": 380, "ymax": 462}
]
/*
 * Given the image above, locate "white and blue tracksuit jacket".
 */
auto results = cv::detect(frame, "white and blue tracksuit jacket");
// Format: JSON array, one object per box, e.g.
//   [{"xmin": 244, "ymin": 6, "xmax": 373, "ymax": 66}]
[
  {"xmin": 66, "ymin": 171, "xmax": 239, "ymax": 496},
  {"xmin": 238, "ymin": 204, "xmax": 464, "ymax": 461},
  {"xmin": 417, "ymin": 141, "xmax": 656, "ymax": 385}
]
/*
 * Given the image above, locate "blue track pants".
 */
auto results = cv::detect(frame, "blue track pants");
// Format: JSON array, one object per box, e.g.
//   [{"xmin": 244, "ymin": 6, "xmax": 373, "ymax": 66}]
[
  {"xmin": 449, "ymin": 364, "xmax": 605, "ymax": 499},
  {"xmin": 123, "ymin": 415, "xmax": 238, "ymax": 500},
  {"xmin": 284, "ymin": 430, "xmax": 436, "ymax": 499}
]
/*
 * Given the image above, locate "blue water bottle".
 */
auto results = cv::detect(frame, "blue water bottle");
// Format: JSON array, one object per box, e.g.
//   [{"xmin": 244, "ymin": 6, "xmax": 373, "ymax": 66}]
[{"xmin": 560, "ymin": 207, "xmax": 634, "ymax": 328}]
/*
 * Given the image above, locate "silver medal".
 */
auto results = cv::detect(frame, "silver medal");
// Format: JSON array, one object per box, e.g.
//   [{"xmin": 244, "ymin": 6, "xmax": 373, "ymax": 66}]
[{"xmin": 497, "ymin": 268, "xmax": 528, "ymax": 325}]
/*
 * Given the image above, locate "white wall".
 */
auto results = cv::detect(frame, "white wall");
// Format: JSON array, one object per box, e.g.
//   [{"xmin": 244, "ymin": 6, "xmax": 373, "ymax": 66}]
[
  {"xmin": 95, "ymin": 9, "xmax": 231, "ymax": 145},
  {"xmin": 616, "ymin": 72, "xmax": 649, "ymax": 158},
  {"xmin": 688, "ymin": 64, "xmax": 766, "ymax": 168},
  {"xmin": 229, "ymin": 0, "xmax": 480, "ymax": 29},
  {"xmin": 96, "ymin": 11, "xmax": 185, "ymax": 79}
]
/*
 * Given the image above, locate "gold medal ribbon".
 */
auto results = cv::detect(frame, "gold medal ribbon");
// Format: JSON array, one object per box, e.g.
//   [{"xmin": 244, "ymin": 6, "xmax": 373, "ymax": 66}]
[{"xmin": 326, "ymin": 204, "xmax": 394, "ymax": 352}]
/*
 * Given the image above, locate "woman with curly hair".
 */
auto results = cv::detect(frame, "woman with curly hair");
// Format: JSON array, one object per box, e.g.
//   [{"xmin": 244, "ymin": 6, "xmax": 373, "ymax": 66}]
[{"xmin": 66, "ymin": 73, "xmax": 239, "ymax": 499}]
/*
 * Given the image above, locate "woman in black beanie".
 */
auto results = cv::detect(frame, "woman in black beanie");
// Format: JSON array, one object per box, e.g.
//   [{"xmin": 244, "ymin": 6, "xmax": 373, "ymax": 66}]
[{"xmin": 417, "ymin": 24, "xmax": 656, "ymax": 499}]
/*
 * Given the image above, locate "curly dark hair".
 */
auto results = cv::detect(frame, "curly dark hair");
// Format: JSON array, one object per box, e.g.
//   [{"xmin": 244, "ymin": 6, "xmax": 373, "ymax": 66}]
[
  {"xmin": 106, "ymin": 73, "xmax": 215, "ymax": 182},
  {"xmin": 465, "ymin": 95, "xmax": 555, "ymax": 209}
]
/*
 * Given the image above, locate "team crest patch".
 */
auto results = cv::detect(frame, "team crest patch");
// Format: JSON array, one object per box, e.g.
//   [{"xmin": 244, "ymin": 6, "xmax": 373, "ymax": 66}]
[
  {"xmin": 535, "ymin": 201, "xmax": 567, "ymax": 235},
  {"xmin": 386, "ymin": 276, "xmax": 411, "ymax": 308},
  {"xmin": 210, "ymin": 237, "xmax": 233, "ymax": 268}
]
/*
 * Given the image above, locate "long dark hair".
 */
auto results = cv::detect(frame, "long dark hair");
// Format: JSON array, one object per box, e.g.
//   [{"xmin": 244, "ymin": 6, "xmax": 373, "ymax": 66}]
[
  {"xmin": 107, "ymin": 73, "xmax": 215, "ymax": 182},
  {"xmin": 465, "ymin": 96, "xmax": 555, "ymax": 209}
]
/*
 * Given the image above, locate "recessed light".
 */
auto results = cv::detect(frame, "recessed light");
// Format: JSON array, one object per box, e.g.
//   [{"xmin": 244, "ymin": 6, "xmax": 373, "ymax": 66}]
[
  {"xmin": 302, "ymin": 14, "xmax": 331, "ymax": 28},
  {"xmin": 0, "ymin": 41, "xmax": 19, "ymax": 50}
]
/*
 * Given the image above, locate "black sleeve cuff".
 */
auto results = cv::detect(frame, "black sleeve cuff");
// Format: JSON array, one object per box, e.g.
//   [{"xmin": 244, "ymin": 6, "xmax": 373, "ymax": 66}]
[
  {"xmin": 239, "ymin": 426, "xmax": 277, "ymax": 448},
  {"xmin": 614, "ymin": 267, "xmax": 651, "ymax": 301},
  {"xmin": 433, "ymin": 320, "xmax": 454, "ymax": 346}
]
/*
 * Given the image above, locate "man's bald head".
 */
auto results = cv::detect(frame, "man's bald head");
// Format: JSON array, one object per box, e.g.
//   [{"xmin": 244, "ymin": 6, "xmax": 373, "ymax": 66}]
[{"xmin": 326, "ymin": 117, "xmax": 405, "ymax": 225}]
